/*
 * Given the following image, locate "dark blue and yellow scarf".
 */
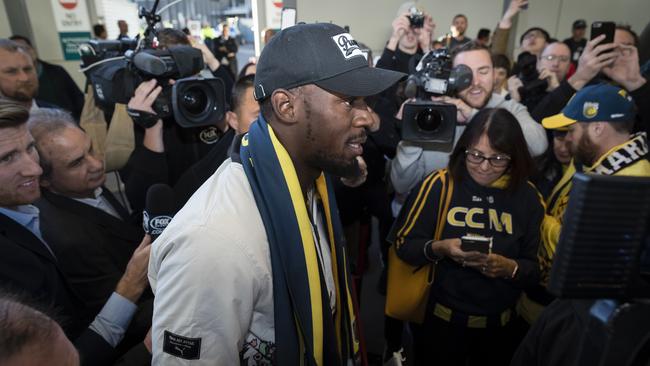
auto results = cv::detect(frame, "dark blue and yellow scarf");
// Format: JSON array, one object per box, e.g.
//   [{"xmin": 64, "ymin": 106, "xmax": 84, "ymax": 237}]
[{"xmin": 237, "ymin": 114, "xmax": 359, "ymax": 365}]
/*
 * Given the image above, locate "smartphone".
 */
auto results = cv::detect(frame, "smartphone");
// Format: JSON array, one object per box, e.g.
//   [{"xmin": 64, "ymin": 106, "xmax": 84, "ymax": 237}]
[
  {"xmin": 281, "ymin": 7, "xmax": 297, "ymax": 30},
  {"xmin": 460, "ymin": 235, "xmax": 492, "ymax": 254},
  {"xmin": 591, "ymin": 21, "xmax": 615, "ymax": 44}
]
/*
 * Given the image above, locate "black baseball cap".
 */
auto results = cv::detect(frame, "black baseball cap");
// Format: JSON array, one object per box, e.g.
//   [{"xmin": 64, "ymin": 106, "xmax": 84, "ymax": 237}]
[
  {"xmin": 253, "ymin": 23, "xmax": 406, "ymax": 101},
  {"xmin": 573, "ymin": 19, "xmax": 587, "ymax": 30}
]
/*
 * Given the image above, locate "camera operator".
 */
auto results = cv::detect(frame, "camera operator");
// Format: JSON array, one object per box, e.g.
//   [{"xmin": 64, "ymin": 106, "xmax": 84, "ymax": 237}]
[
  {"xmin": 120, "ymin": 28, "xmax": 234, "ymax": 213},
  {"xmin": 507, "ymin": 42, "xmax": 572, "ymax": 111},
  {"xmin": 390, "ymin": 42, "xmax": 548, "ymax": 195}
]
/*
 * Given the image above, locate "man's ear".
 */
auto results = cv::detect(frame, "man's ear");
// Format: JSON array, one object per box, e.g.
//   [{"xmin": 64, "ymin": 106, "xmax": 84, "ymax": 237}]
[
  {"xmin": 590, "ymin": 122, "xmax": 606, "ymax": 138},
  {"xmin": 225, "ymin": 111, "xmax": 239, "ymax": 132},
  {"xmin": 270, "ymin": 89, "xmax": 299, "ymax": 125}
]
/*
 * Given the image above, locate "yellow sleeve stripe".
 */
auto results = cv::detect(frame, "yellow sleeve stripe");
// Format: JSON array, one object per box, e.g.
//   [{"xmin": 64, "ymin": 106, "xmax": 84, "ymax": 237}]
[{"xmin": 395, "ymin": 171, "xmax": 443, "ymax": 246}]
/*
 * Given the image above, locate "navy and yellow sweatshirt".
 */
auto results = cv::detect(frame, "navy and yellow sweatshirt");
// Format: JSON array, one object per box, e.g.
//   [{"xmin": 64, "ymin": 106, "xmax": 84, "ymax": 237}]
[{"xmin": 388, "ymin": 169, "xmax": 544, "ymax": 316}]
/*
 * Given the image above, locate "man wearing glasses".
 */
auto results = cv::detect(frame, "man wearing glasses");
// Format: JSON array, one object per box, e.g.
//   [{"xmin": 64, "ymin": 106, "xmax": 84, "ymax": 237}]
[{"xmin": 508, "ymin": 42, "xmax": 572, "ymax": 111}]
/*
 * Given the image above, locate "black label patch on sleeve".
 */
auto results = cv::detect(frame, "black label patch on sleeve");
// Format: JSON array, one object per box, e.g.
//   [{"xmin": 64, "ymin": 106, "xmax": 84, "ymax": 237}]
[{"xmin": 163, "ymin": 330, "xmax": 201, "ymax": 360}]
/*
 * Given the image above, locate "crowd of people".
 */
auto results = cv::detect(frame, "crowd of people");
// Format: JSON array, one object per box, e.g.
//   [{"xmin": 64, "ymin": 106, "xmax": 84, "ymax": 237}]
[{"xmin": 1, "ymin": 0, "xmax": 649, "ymax": 365}]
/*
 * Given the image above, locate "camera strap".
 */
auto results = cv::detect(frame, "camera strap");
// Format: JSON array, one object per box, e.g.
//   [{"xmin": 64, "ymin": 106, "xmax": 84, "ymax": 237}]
[{"xmin": 126, "ymin": 108, "xmax": 161, "ymax": 129}]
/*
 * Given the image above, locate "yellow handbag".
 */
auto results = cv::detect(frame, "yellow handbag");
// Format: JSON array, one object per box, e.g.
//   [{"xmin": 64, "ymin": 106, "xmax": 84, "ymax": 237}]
[{"xmin": 385, "ymin": 171, "xmax": 454, "ymax": 323}]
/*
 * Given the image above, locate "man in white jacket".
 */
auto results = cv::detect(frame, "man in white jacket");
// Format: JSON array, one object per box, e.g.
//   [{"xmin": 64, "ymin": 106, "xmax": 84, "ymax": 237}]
[{"xmin": 390, "ymin": 42, "xmax": 548, "ymax": 194}]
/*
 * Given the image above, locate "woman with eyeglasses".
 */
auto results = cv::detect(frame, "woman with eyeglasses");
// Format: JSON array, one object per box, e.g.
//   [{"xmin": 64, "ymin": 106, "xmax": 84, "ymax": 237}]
[{"xmin": 389, "ymin": 108, "xmax": 544, "ymax": 366}]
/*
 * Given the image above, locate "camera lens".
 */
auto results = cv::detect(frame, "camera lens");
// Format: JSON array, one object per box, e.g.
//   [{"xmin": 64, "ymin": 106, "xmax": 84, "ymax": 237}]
[
  {"xmin": 180, "ymin": 86, "xmax": 209, "ymax": 116},
  {"xmin": 415, "ymin": 108, "xmax": 442, "ymax": 132}
]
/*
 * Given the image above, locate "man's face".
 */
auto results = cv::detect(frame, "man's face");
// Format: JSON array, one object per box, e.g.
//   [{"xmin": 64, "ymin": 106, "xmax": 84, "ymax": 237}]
[
  {"xmin": 614, "ymin": 29, "xmax": 635, "ymax": 46},
  {"xmin": 454, "ymin": 49, "xmax": 494, "ymax": 109},
  {"xmin": 233, "ymin": 87, "xmax": 260, "ymax": 135},
  {"xmin": 0, "ymin": 125, "xmax": 42, "ymax": 207},
  {"xmin": 0, "ymin": 49, "xmax": 38, "ymax": 102},
  {"xmin": 118, "ymin": 21, "xmax": 128, "ymax": 34},
  {"xmin": 453, "ymin": 16, "xmax": 467, "ymax": 36},
  {"xmin": 493, "ymin": 67, "xmax": 508, "ymax": 92},
  {"xmin": 521, "ymin": 30, "xmax": 547, "ymax": 56},
  {"xmin": 565, "ymin": 122, "xmax": 599, "ymax": 166},
  {"xmin": 39, "ymin": 127, "xmax": 106, "ymax": 199},
  {"xmin": 297, "ymin": 85, "xmax": 374, "ymax": 178},
  {"xmin": 538, "ymin": 43, "xmax": 571, "ymax": 81},
  {"xmin": 573, "ymin": 28, "xmax": 586, "ymax": 39}
]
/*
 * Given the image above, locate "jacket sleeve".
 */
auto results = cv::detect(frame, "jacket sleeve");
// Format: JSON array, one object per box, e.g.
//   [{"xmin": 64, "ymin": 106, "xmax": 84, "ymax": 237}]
[
  {"xmin": 539, "ymin": 213, "xmax": 562, "ymax": 285},
  {"xmin": 389, "ymin": 171, "xmax": 445, "ymax": 266},
  {"xmin": 74, "ymin": 329, "xmax": 118, "ymax": 366},
  {"xmin": 531, "ymin": 79, "xmax": 577, "ymax": 123},
  {"xmin": 504, "ymin": 99, "xmax": 549, "ymax": 156},
  {"xmin": 630, "ymin": 78, "xmax": 650, "ymax": 136},
  {"xmin": 121, "ymin": 145, "xmax": 169, "ymax": 213},
  {"xmin": 490, "ymin": 26, "xmax": 511, "ymax": 57},
  {"xmin": 149, "ymin": 226, "xmax": 263, "ymax": 365},
  {"xmin": 511, "ymin": 186, "xmax": 545, "ymax": 288}
]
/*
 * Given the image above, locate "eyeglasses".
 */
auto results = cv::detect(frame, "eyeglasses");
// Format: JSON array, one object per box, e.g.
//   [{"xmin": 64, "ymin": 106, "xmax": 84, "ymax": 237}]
[
  {"xmin": 465, "ymin": 150, "xmax": 511, "ymax": 168},
  {"xmin": 541, "ymin": 54, "xmax": 570, "ymax": 63}
]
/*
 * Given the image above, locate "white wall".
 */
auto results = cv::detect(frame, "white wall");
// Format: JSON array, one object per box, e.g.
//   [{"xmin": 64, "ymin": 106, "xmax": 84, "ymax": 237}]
[
  {"xmin": 0, "ymin": 1, "xmax": 11, "ymax": 38},
  {"xmin": 296, "ymin": 0, "xmax": 650, "ymax": 57}
]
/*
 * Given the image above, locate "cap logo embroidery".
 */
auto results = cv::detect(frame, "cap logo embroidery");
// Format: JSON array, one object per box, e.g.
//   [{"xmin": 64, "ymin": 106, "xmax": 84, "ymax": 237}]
[
  {"xmin": 583, "ymin": 102, "xmax": 599, "ymax": 119},
  {"xmin": 332, "ymin": 33, "xmax": 367, "ymax": 60}
]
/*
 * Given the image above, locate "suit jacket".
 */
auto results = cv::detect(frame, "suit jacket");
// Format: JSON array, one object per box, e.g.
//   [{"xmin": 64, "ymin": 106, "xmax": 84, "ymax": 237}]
[
  {"xmin": 0, "ymin": 212, "xmax": 115, "ymax": 365},
  {"xmin": 36, "ymin": 188, "xmax": 143, "ymax": 316}
]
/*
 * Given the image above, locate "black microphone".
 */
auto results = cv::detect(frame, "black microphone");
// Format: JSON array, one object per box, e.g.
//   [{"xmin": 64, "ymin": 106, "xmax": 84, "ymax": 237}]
[{"xmin": 143, "ymin": 184, "xmax": 176, "ymax": 241}]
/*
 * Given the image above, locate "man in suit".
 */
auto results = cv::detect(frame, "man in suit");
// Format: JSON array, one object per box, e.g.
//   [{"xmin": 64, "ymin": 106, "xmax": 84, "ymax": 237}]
[{"xmin": 0, "ymin": 100, "xmax": 151, "ymax": 365}]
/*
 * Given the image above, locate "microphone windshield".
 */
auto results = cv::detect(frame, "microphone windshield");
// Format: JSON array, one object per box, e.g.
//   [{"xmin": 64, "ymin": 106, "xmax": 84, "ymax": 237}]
[{"xmin": 143, "ymin": 184, "xmax": 176, "ymax": 240}]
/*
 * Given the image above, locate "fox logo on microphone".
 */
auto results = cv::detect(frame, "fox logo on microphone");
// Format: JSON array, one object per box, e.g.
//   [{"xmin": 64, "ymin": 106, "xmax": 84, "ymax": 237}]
[{"xmin": 143, "ymin": 211, "xmax": 173, "ymax": 236}]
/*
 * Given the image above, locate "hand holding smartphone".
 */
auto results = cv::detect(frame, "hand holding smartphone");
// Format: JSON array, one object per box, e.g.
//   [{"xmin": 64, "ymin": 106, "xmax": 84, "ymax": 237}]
[
  {"xmin": 460, "ymin": 235, "xmax": 492, "ymax": 254},
  {"xmin": 591, "ymin": 21, "xmax": 615, "ymax": 44}
]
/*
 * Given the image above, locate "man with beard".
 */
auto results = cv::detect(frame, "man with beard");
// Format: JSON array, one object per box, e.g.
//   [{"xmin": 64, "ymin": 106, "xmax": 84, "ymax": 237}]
[
  {"xmin": 0, "ymin": 40, "xmax": 44, "ymax": 111},
  {"xmin": 390, "ymin": 42, "xmax": 548, "ymax": 194},
  {"xmin": 517, "ymin": 83, "xmax": 650, "ymax": 325},
  {"xmin": 148, "ymin": 23, "xmax": 406, "ymax": 365},
  {"xmin": 449, "ymin": 14, "xmax": 472, "ymax": 50}
]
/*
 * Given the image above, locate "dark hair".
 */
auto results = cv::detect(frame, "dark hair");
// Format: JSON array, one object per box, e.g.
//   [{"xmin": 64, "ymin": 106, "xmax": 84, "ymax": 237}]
[
  {"xmin": 492, "ymin": 53, "xmax": 511, "ymax": 75},
  {"xmin": 237, "ymin": 62, "xmax": 257, "ymax": 81},
  {"xmin": 0, "ymin": 293, "xmax": 57, "ymax": 362},
  {"xmin": 231, "ymin": 74, "xmax": 255, "ymax": 113},
  {"xmin": 610, "ymin": 119, "xmax": 636, "ymax": 134},
  {"xmin": 450, "ymin": 41, "xmax": 491, "ymax": 65},
  {"xmin": 519, "ymin": 27, "xmax": 551, "ymax": 45},
  {"xmin": 615, "ymin": 24, "xmax": 639, "ymax": 47},
  {"xmin": 27, "ymin": 108, "xmax": 79, "ymax": 179},
  {"xmin": 448, "ymin": 108, "xmax": 534, "ymax": 190},
  {"xmin": 93, "ymin": 24, "xmax": 106, "ymax": 38},
  {"xmin": 157, "ymin": 28, "xmax": 190, "ymax": 49},
  {"xmin": 8, "ymin": 35, "xmax": 32, "ymax": 47},
  {"xmin": 0, "ymin": 100, "xmax": 30, "ymax": 129},
  {"xmin": 477, "ymin": 28, "xmax": 490, "ymax": 40}
]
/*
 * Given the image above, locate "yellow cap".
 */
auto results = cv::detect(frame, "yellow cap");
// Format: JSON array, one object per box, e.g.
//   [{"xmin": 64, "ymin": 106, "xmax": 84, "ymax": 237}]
[{"xmin": 542, "ymin": 112, "xmax": 577, "ymax": 130}]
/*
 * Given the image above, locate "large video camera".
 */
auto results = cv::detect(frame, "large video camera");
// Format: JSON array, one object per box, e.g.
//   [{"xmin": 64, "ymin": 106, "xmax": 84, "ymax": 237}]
[
  {"xmin": 79, "ymin": 0, "xmax": 226, "ymax": 128},
  {"xmin": 516, "ymin": 51, "xmax": 548, "ymax": 103},
  {"xmin": 401, "ymin": 48, "xmax": 472, "ymax": 148}
]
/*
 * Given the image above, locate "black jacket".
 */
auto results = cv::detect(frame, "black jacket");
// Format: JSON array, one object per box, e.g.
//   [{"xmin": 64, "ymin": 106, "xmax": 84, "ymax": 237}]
[
  {"xmin": 36, "ymin": 188, "xmax": 143, "ymax": 316},
  {"xmin": 36, "ymin": 60, "xmax": 85, "ymax": 120},
  {"xmin": 389, "ymin": 170, "xmax": 544, "ymax": 315},
  {"xmin": 0, "ymin": 212, "xmax": 116, "ymax": 365}
]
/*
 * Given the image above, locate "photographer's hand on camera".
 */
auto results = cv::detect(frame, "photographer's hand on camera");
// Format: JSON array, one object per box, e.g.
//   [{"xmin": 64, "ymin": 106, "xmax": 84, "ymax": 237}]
[
  {"xmin": 128, "ymin": 79, "xmax": 165, "ymax": 152},
  {"xmin": 417, "ymin": 14, "xmax": 435, "ymax": 53},
  {"xmin": 432, "ymin": 95, "xmax": 474, "ymax": 124},
  {"xmin": 603, "ymin": 44, "xmax": 647, "ymax": 92},
  {"xmin": 538, "ymin": 68, "xmax": 560, "ymax": 91},
  {"xmin": 568, "ymin": 35, "xmax": 618, "ymax": 91},
  {"xmin": 389, "ymin": 13, "xmax": 417, "ymax": 54}
]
